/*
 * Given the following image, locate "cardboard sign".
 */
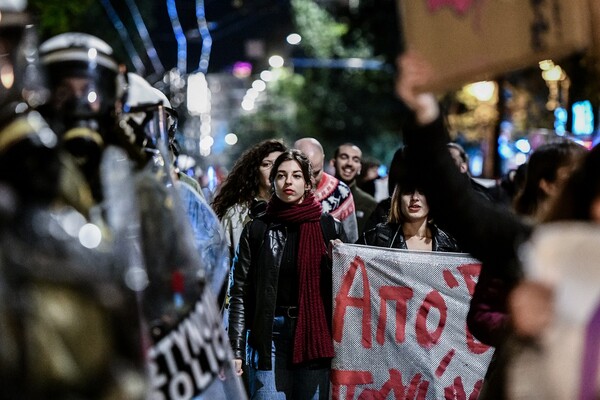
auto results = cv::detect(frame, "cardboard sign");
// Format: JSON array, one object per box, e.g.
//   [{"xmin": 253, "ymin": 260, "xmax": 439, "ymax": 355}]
[
  {"xmin": 331, "ymin": 244, "xmax": 492, "ymax": 399},
  {"xmin": 399, "ymin": 0, "xmax": 591, "ymax": 92}
]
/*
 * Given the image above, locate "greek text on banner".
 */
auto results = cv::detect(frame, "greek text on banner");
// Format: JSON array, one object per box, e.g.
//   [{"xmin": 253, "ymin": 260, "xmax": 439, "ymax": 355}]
[{"xmin": 331, "ymin": 244, "xmax": 493, "ymax": 399}]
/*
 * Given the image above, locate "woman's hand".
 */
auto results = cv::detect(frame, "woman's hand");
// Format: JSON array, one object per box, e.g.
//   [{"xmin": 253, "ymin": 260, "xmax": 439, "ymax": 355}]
[
  {"xmin": 233, "ymin": 359, "xmax": 244, "ymax": 376},
  {"xmin": 328, "ymin": 239, "xmax": 342, "ymax": 260},
  {"xmin": 395, "ymin": 51, "xmax": 440, "ymax": 125},
  {"xmin": 508, "ymin": 281, "xmax": 554, "ymax": 338}
]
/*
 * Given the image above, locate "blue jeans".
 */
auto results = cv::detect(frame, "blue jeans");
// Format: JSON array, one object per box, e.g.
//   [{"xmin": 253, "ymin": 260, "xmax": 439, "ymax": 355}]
[{"xmin": 246, "ymin": 316, "xmax": 330, "ymax": 400}]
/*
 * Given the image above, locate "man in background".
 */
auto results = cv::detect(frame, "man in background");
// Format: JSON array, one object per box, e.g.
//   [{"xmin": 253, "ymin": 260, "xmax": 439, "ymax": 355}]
[{"xmin": 332, "ymin": 143, "xmax": 377, "ymax": 236}]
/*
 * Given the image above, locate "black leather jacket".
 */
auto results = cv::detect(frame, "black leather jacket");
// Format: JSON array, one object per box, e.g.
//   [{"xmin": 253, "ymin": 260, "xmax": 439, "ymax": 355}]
[
  {"xmin": 358, "ymin": 222, "xmax": 460, "ymax": 252},
  {"xmin": 228, "ymin": 213, "xmax": 346, "ymax": 370}
]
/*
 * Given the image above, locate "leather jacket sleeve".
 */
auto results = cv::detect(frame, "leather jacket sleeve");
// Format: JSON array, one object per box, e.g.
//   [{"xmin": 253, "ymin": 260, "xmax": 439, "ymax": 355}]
[
  {"xmin": 357, "ymin": 223, "xmax": 394, "ymax": 248},
  {"xmin": 227, "ymin": 220, "xmax": 254, "ymax": 360}
]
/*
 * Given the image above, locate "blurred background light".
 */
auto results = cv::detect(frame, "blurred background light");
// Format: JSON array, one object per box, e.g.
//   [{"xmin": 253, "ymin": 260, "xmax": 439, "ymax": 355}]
[
  {"xmin": 268, "ymin": 55, "xmax": 284, "ymax": 68},
  {"xmin": 286, "ymin": 33, "xmax": 301, "ymax": 45}
]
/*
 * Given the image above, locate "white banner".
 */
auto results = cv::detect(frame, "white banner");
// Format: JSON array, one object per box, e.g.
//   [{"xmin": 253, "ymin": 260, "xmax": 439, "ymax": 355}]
[{"xmin": 331, "ymin": 244, "xmax": 492, "ymax": 400}]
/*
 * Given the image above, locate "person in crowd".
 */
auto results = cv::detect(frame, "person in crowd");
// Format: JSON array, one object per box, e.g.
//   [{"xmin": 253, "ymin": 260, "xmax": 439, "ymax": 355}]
[
  {"xmin": 356, "ymin": 157, "xmax": 390, "ymax": 201},
  {"xmin": 512, "ymin": 139, "xmax": 585, "ymax": 221},
  {"xmin": 395, "ymin": 51, "xmax": 585, "ymax": 400},
  {"xmin": 541, "ymin": 145, "xmax": 600, "ymax": 223},
  {"xmin": 332, "ymin": 142, "xmax": 377, "ymax": 237},
  {"xmin": 498, "ymin": 163, "xmax": 527, "ymax": 204},
  {"xmin": 356, "ymin": 157, "xmax": 381, "ymax": 198},
  {"xmin": 505, "ymin": 142, "xmax": 600, "ymax": 398},
  {"xmin": 432, "ymin": 137, "xmax": 581, "ymax": 398},
  {"xmin": 294, "ymin": 137, "xmax": 359, "ymax": 242},
  {"xmin": 228, "ymin": 149, "xmax": 347, "ymax": 399},
  {"xmin": 447, "ymin": 142, "xmax": 509, "ymax": 205},
  {"xmin": 467, "ymin": 137, "xmax": 585, "ymax": 343},
  {"xmin": 212, "ymin": 139, "xmax": 287, "ymax": 261},
  {"xmin": 359, "ymin": 176, "xmax": 460, "ymax": 251},
  {"xmin": 363, "ymin": 146, "xmax": 406, "ymax": 232}
]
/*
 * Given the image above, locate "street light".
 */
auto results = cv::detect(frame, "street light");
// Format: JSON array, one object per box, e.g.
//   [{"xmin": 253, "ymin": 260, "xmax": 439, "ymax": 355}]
[
  {"xmin": 268, "ymin": 55, "xmax": 284, "ymax": 68},
  {"xmin": 286, "ymin": 33, "xmax": 301, "ymax": 45}
]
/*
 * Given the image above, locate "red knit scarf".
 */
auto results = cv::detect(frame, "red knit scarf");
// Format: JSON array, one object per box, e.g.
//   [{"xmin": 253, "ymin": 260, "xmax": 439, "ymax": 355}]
[{"xmin": 266, "ymin": 193, "xmax": 335, "ymax": 364}]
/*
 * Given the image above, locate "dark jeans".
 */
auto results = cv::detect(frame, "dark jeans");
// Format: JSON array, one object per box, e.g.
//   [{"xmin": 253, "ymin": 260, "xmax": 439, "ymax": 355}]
[{"xmin": 246, "ymin": 316, "xmax": 330, "ymax": 399}]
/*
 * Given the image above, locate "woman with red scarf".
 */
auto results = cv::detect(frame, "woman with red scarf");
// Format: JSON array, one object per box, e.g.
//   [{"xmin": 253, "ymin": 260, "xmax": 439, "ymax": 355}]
[{"xmin": 228, "ymin": 149, "xmax": 347, "ymax": 399}]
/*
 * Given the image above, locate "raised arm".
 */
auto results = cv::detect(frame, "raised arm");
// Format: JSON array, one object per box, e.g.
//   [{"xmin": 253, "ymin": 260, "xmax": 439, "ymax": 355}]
[{"xmin": 396, "ymin": 52, "xmax": 532, "ymax": 269}]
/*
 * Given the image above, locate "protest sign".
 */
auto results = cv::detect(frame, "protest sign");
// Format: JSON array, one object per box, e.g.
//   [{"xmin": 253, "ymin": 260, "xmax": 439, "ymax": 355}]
[
  {"xmin": 399, "ymin": 0, "xmax": 591, "ymax": 92},
  {"xmin": 331, "ymin": 244, "xmax": 492, "ymax": 399}
]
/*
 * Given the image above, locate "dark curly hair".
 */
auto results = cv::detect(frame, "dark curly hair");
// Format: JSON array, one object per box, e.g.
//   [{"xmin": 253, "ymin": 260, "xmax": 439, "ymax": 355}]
[{"xmin": 212, "ymin": 139, "xmax": 287, "ymax": 219}]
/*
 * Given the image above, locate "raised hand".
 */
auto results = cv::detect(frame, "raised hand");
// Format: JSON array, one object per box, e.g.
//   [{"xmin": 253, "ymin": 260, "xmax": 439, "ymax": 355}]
[{"xmin": 395, "ymin": 51, "xmax": 440, "ymax": 125}]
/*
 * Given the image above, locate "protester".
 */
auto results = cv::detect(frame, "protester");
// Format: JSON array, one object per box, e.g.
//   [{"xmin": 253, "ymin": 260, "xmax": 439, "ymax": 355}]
[
  {"xmin": 512, "ymin": 139, "xmax": 585, "ymax": 221},
  {"xmin": 463, "ymin": 137, "xmax": 584, "ymax": 350},
  {"xmin": 395, "ymin": 51, "xmax": 585, "ymax": 400},
  {"xmin": 498, "ymin": 163, "xmax": 527, "ymax": 204},
  {"xmin": 363, "ymin": 146, "xmax": 406, "ymax": 232},
  {"xmin": 295, "ymin": 137, "xmax": 359, "ymax": 242},
  {"xmin": 228, "ymin": 149, "xmax": 347, "ymax": 399},
  {"xmin": 447, "ymin": 142, "xmax": 510, "ymax": 205},
  {"xmin": 332, "ymin": 142, "xmax": 377, "ymax": 236},
  {"xmin": 466, "ymin": 138, "xmax": 584, "ymax": 340},
  {"xmin": 212, "ymin": 139, "xmax": 287, "ymax": 261},
  {"xmin": 509, "ymin": 141, "xmax": 600, "ymax": 334},
  {"xmin": 359, "ymin": 179, "xmax": 459, "ymax": 251},
  {"xmin": 505, "ymin": 142, "xmax": 600, "ymax": 398},
  {"xmin": 356, "ymin": 157, "xmax": 382, "ymax": 198}
]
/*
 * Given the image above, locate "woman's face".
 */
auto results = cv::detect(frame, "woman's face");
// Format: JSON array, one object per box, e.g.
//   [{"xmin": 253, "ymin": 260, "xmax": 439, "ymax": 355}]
[
  {"xmin": 274, "ymin": 160, "xmax": 308, "ymax": 204},
  {"xmin": 400, "ymin": 189, "xmax": 429, "ymax": 222},
  {"xmin": 258, "ymin": 151, "xmax": 283, "ymax": 194}
]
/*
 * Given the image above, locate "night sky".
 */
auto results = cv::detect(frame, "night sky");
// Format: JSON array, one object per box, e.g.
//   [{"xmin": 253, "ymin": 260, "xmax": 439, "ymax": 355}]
[{"xmin": 149, "ymin": 0, "xmax": 293, "ymax": 74}]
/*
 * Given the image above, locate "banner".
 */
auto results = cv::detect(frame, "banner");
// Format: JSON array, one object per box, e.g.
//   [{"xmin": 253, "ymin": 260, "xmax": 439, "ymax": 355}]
[
  {"xmin": 331, "ymin": 244, "xmax": 492, "ymax": 399},
  {"xmin": 398, "ymin": 0, "xmax": 591, "ymax": 92},
  {"xmin": 507, "ymin": 223, "xmax": 600, "ymax": 399}
]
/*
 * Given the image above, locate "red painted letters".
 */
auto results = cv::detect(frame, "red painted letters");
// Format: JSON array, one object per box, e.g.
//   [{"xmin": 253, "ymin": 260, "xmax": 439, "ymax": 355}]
[{"xmin": 334, "ymin": 256, "xmax": 372, "ymax": 348}]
